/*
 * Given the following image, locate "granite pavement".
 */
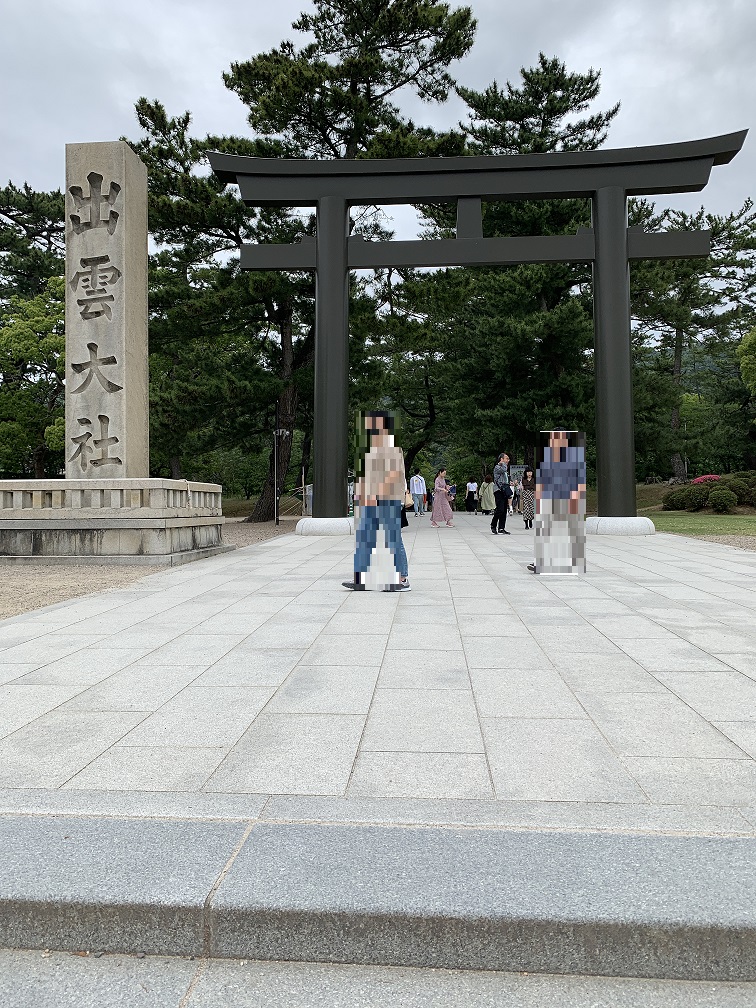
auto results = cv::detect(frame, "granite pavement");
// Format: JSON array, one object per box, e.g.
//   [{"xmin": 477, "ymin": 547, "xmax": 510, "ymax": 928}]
[
  {"xmin": 1, "ymin": 514, "xmax": 756, "ymax": 979},
  {"xmin": 0, "ymin": 512, "xmax": 753, "ymax": 832}
]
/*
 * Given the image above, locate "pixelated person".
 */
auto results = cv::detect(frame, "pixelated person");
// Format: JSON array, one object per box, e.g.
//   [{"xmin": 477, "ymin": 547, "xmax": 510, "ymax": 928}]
[
  {"xmin": 528, "ymin": 428, "xmax": 586, "ymax": 575},
  {"xmin": 343, "ymin": 410, "xmax": 410, "ymax": 592}
]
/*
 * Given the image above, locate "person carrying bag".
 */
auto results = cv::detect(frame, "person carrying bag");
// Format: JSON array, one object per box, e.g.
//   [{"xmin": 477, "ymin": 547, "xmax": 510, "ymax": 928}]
[{"xmin": 490, "ymin": 452, "xmax": 511, "ymax": 535}]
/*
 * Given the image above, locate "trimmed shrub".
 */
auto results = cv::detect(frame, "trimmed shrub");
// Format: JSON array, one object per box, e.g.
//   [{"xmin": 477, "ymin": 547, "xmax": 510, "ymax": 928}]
[
  {"xmin": 662, "ymin": 487, "xmax": 690, "ymax": 510},
  {"xmin": 718, "ymin": 478, "xmax": 751, "ymax": 505},
  {"xmin": 692, "ymin": 474, "xmax": 720, "ymax": 484},
  {"xmin": 683, "ymin": 483, "xmax": 711, "ymax": 511},
  {"xmin": 708, "ymin": 487, "xmax": 738, "ymax": 513}
]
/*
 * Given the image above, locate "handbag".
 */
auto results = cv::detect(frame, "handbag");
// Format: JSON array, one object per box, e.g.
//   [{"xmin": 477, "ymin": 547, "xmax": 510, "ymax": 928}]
[{"xmin": 404, "ymin": 490, "xmax": 414, "ymax": 508}]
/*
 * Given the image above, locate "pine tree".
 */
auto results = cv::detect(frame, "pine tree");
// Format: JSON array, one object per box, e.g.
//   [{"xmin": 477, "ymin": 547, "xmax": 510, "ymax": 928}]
[
  {"xmin": 408, "ymin": 55, "xmax": 620, "ymax": 470},
  {"xmin": 631, "ymin": 199, "xmax": 756, "ymax": 477},
  {"xmin": 223, "ymin": 0, "xmax": 475, "ymax": 160},
  {"xmin": 0, "ymin": 278, "xmax": 65, "ymax": 477},
  {"xmin": 218, "ymin": 0, "xmax": 476, "ymax": 517},
  {"xmin": 0, "ymin": 184, "xmax": 65, "ymax": 301}
]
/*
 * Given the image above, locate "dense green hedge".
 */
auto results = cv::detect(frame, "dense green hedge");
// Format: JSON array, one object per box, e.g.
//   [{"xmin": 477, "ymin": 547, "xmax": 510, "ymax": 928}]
[
  {"xmin": 709, "ymin": 487, "xmax": 738, "ymax": 513},
  {"xmin": 662, "ymin": 487, "xmax": 690, "ymax": 510},
  {"xmin": 662, "ymin": 469, "xmax": 756, "ymax": 511},
  {"xmin": 718, "ymin": 477, "xmax": 752, "ymax": 505}
]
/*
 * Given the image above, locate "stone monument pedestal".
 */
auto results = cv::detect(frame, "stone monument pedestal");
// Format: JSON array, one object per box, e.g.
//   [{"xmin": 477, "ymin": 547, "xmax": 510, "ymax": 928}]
[{"xmin": 0, "ymin": 479, "xmax": 234, "ymax": 565}]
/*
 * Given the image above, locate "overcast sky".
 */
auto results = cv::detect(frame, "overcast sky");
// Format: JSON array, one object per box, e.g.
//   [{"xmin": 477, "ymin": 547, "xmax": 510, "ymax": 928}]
[{"xmin": 1, "ymin": 0, "xmax": 753, "ymax": 236}]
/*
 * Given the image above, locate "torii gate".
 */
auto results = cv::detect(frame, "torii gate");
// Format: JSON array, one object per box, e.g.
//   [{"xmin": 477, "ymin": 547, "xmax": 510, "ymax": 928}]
[{"xmin": 209, "ymin": 131, "xmax": 746, "ymax": 531}]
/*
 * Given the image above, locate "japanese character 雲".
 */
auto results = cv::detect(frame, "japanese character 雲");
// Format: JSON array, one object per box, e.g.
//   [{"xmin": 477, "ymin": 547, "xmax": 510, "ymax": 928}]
[{"xmin": 70, "ymin": 255, "xmax": 122, "ymax": 321}]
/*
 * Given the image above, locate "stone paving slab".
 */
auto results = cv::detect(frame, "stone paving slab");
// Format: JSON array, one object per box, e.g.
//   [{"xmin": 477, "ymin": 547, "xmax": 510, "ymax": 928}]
[{"xmin": 3, "ymin": 950, "xmax": 755, "ymax": 1008}]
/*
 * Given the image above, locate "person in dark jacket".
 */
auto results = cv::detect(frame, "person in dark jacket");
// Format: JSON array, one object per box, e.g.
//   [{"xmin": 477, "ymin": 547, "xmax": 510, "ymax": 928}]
[{"xmin": 490, "ymin": 452, "xmax": 511, "ymax": 535}]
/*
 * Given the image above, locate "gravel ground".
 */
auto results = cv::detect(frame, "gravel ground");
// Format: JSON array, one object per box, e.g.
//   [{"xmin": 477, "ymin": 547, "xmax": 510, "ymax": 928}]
[
  {"xmin": 694, "ymin": 534, "xmax": 756, "ymax": 552},
  {"xmin": 0, "ymin": 518, "xmax": 292, "ymax": 622}
]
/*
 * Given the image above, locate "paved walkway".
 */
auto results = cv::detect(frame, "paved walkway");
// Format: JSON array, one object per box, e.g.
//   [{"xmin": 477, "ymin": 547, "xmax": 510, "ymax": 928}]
[
  {"xmin": 0, "ymin": 513, "xmax": 754, "ymax": 833},
  {"xmin": 4, "ymin": 948, "xmax": 755, "ymax": 1008}
]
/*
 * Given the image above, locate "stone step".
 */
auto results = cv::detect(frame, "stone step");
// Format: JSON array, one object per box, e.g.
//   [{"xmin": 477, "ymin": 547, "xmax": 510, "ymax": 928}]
[{"xmin": 1, "ymin": 815, "xmax": 754, "ymax": 981}]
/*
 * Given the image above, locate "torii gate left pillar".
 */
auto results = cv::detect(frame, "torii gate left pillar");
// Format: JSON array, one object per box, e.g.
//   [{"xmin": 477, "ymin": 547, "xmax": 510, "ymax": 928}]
[{"xmin": 314, "ymin": 197, "xmax": 350, "ymax": 519}]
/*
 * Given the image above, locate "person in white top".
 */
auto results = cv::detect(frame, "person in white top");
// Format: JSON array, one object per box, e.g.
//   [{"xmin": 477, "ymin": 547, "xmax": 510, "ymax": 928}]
[
  {"xmin": 465, "ymin": 479, "xmax": 478, "ymax": 513},
  {"xmin": 409, "ymin": 469, "xmax": 427, "ymax": 516}
]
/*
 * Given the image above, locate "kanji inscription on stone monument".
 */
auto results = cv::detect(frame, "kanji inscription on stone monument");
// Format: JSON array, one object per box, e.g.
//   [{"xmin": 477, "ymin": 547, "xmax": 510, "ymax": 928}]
[
  {"xmin": 70, "ymin": 255, "xmax": 122, "ymax": 320},
  {"xmin": 69, "ymin": 171, "xmax": 121, "ymax": 234},
  {"xmin": 65, "ymin": 141, "xmax": 149, "ymax": 478}
]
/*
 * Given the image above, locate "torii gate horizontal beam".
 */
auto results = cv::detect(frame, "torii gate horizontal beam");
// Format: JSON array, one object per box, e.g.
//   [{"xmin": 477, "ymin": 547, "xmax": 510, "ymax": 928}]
[
  {"xmin": 209, "ymin": 132, "xmax": 746, "ymax": 206},
  {"xmin": 239, "ymin": 229, "xmax": 712, "ymax": 271}
]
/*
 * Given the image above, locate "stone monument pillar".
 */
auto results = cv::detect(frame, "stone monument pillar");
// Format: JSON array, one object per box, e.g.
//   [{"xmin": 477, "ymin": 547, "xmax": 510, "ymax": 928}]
[
  {"xmin": 0, "ymin": 141, "xmax": 233, "ymax": 566},
  {"xmin": 65, "ymin": 141, "xmax": 149, "ymax": 478}
]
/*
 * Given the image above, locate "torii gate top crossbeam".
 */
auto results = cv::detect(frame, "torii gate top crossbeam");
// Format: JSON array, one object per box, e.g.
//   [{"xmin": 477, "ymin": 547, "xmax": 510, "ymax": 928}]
[{"xmin": 209, "ymin": 131, "xmax": 746, "ymax": 206}]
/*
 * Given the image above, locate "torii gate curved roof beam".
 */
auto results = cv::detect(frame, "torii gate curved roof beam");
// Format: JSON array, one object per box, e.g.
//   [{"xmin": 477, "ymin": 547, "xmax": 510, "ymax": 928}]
[{"xmin": 209, "ymin": 131, "xmax": 746, "ymax": 206}]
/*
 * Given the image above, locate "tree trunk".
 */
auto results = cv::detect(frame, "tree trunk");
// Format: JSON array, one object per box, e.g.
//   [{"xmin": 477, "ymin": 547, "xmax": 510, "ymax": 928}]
[
  {"xmin": 169, "ymin": 455, "xmax": 183, "ymax": 480},
  {"xmin": 33, "ymin": 444, "xmax": 46, "ymax": 479},
  {"xmin": 248, "ymin": 306, "xmax": 298, "ymax": 523},
  {"xmin": 669, "ymin": 327, "xmax": 687, "ymax": 480},
  {"xmin": 300, "ymin": 430, "xmax": 312, "ymax": 489}
]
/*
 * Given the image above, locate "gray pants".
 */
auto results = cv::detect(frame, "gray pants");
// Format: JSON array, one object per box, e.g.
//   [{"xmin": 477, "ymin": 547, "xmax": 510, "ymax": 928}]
[{"xmin": 534, "ymin": 497, "xmax": 586, "ymax": 575}]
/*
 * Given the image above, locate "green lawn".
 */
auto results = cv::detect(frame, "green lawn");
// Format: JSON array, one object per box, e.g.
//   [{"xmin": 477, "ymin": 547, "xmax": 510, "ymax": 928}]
[
  {"xmin": 585, "ymin": 483, "xmax": 756, "ymax": 537},
  {"xmin": 644, "ymin": 512, "xmax": 756, "ymax": 536}
]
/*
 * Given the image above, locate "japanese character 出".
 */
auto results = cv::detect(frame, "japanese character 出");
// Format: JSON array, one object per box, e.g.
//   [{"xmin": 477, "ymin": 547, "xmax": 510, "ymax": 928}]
[{"xmin": 69, "ymin": 172, "xmax": 120, "ymax": 235}]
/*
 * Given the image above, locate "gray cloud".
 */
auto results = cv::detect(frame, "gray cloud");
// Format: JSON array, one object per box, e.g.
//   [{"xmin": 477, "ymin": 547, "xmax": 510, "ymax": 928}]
[{"xmin": 1, "ymin": 0, "xmax": 753, "ymax": 220}]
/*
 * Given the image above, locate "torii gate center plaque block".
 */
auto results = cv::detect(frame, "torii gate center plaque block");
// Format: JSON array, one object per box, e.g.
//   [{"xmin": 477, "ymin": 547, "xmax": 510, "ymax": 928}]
[
  {"xmin": 210, "ymin": 131, "xmax": 746, "ymax": 534},
  {"xmin": 0, "ymin": 142, "xmax": 233, "ymax": 565}
]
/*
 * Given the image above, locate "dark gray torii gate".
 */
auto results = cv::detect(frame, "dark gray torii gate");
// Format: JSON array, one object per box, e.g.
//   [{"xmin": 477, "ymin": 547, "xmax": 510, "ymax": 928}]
[{"xmin": 209, "ymin": 131, "xmax": 746, "ymax": 520}]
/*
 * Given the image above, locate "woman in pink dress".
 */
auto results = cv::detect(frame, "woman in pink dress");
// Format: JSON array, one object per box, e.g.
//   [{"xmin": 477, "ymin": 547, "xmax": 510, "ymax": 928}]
[{"xmin": 430, "ymin": 468, "xmax": 454, "ymax": 527}]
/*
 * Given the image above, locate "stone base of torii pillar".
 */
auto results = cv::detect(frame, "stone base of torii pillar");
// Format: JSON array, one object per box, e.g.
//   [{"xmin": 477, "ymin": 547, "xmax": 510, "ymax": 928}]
[
  {"xmin": 0, "ymin": 479, "xmax": 234, "ymax": 566},
  {"xmin": 586, "ymin": 516, "xmax": 656, "ymax": 535}
]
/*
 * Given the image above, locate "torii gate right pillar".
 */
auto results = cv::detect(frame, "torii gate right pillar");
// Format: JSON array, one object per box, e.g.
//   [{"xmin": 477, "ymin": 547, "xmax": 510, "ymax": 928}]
[{"xmin": 592, "ymin": 186, "xmax": 636, "ymax": 519}]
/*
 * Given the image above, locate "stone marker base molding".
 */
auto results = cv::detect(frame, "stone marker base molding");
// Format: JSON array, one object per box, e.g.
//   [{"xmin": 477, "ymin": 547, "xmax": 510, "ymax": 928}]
[
  {"xmin": 0, "ymin": 478, "xmax": 234, "ymax": 565},
  {"xmin": 586, "ymin": 516, "xmax": 656, "ymax": 536}
]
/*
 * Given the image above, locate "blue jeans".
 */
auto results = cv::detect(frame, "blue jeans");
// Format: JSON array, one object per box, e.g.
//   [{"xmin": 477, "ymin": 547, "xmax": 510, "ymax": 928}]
[
  {"xmin": 354, "ymin": 501, "xmax": 409, "ymax": 578},
  {"xmin": 412, "ymin": 493, "xmax": 424, "ymax": 514}
]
